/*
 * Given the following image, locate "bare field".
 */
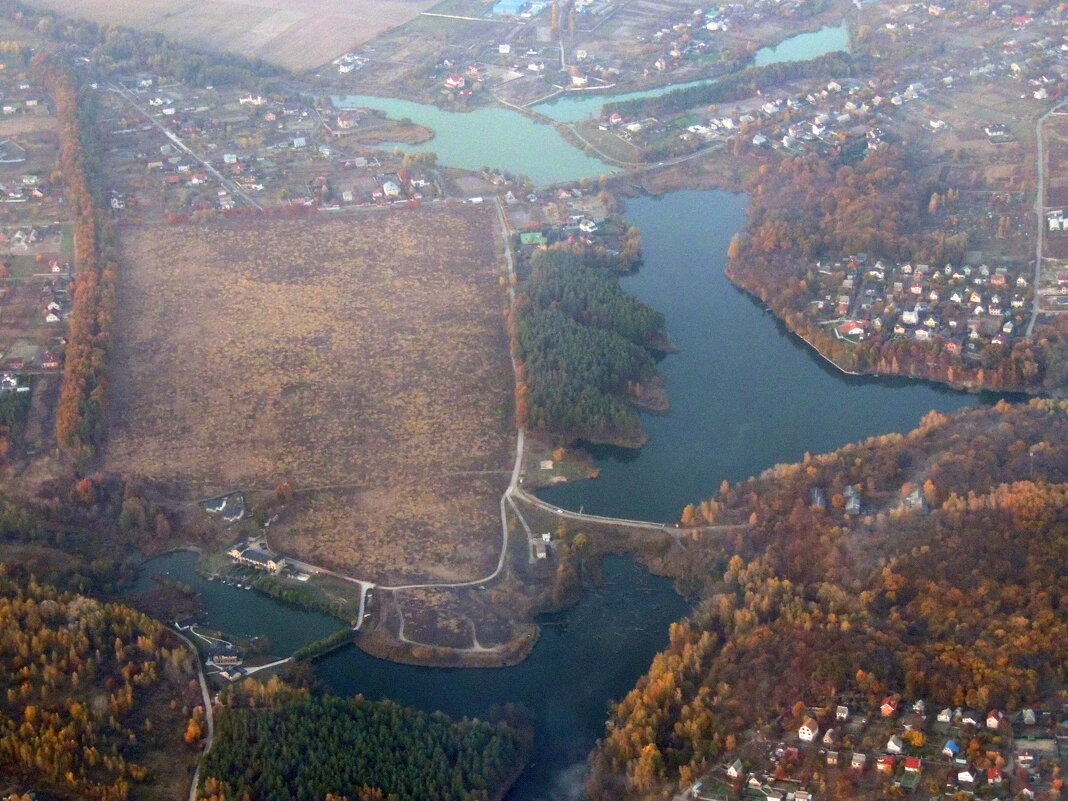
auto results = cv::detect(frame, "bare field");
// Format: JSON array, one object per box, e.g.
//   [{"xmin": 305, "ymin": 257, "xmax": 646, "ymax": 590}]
[
  {"xmin": 108, "ymin": 206, "xmax": 515, "ymax": 582},
  {"xmin": 21, "ymin": 0, "xmax": 440, "ymax": 71}
]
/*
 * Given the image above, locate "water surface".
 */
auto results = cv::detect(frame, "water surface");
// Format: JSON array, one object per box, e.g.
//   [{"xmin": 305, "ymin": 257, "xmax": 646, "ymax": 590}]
[
  {"xmin": 538, "ymin": 190, "xmax": 990, "ymax": 522},
  {"xmin": 128, "ymin": 550, "xmax": 344, "ymax": 656},
  {"xmin": 333, "ymin": 94, "xmax": 613, "ymax": 185},
  {"xmin": 532, "ymin": 23, "xmax": 849, "ymax": 122}
]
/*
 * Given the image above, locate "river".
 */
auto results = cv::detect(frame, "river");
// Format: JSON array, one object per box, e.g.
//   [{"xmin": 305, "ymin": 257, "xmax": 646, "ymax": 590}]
[
  {"xmin": 530, "ymin": 23, "xmax": 850, "ymax": 122},
  {"xmin": 136, "ymin": 550, "xmax": 687, "ymax": 801},
  {"xmin": 139, "ymin": 189, "xmax": 988, "ymax": 800},
  {"xmin": 333, "ymin": 23, "xmax": 850, "ymax": 182}
]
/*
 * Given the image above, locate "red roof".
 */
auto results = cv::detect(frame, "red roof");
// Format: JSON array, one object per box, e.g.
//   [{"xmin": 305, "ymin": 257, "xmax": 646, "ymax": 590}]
[{"xmin": 904, "ymin": 757, "xmax": 921, "ymax": 772}]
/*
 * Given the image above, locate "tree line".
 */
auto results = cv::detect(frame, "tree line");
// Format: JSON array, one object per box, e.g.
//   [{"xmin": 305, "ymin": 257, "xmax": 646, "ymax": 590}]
[
  {"xmin": 290, "ymin": 627, "xmax": 353, "ymax": 662},
  {"xmin": 32, "ymin": 54, "xmax": 116, "ymax": 458},
  {"xmin": 524, "ymin": 247, "xmax": 666, "ymax": 347},
  {"xmin": 601, "ymin": 52, "xmax": 862, "ymax": 121},
  {"xmin": 197, "ymin": 685, "xmax": 530, "ymax": 801},
  {"xmin": 585, "ymin": 399, "xmax": 1068, "ymax": 800}
]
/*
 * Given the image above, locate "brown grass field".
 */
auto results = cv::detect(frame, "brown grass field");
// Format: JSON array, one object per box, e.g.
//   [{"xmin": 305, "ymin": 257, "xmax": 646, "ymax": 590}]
[
  {"xmin": 108, "ymin": 205, "xmax": 515, "ymax": 583},
  {"xmin": 21, "ymin": 0, "xmax": 440, "ymax": 71}
]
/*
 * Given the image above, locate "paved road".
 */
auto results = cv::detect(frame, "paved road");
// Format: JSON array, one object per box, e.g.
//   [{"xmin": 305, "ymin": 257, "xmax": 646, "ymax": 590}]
[
  {"xmin": 253, "ymin": 197, "xmax": 739, "ymax": 598},
  {"xmin": 421, "ymin": 11, "xmax": 516, "ymax": 22},
  {"xmin": 280, "ymin": 556, "xmax": 373, "ymax": 628},
  {"xmin": 107, "ymin": 84, "xmax": 263, "ymax": 211}
]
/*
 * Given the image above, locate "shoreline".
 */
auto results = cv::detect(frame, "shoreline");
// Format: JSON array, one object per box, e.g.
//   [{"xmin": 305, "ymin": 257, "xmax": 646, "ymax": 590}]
[{"xmin": 722, "ymin": 267, "xmax": 1033, "ymax": 397}]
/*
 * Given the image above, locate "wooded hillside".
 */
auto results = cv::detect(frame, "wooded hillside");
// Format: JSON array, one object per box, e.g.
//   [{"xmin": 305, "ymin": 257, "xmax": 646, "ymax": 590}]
[
  {"xmin": 586, "ymin": 399, "xmax": 1068, "ymax": 800},
  {"xmin": 0, "ymin": 566, "xmax": 198, "ymax": 800}
]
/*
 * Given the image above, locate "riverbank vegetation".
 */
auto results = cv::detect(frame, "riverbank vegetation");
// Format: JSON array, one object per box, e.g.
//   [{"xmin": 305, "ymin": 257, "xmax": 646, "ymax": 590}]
[
  {"xmin": 198, "ymin": 681, "xmax": 531, "ymax": 801},
  {"xmin": 586, "ymin": 399, "xmax": 1068, "ymax": 800},
  {"xmin": 249, "ymin": 572, "xmax": 359, "ymax": 625},
  {"xmin": 0, "ymin": 565, "xmax": 199, "ymax": 801},
  {"xmin": 514, "ymin": 245, "xmax": 668, "ymax": 447},
  {"xmin": 290, "ymin": 628, "xmax": 353, "ymax": 662},
  {"xmin": 602, "ymin": 52, "xmax": 861, "ymax": 123}
]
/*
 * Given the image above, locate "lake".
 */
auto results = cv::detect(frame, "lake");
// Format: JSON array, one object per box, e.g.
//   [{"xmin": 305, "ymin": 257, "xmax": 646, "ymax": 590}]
[
  {"xmin": 137, "ymin": 548, "xmax": 688, "ymax": 801},
  {"xmin": 145, "ymin": 185, "xmax": 993, "ymax": 799},
  {"xmin": 161, "ymin": 30, "xmax": 995, "ymax": 799},
  {"xmin": 127, "ymin": 549, "xmax": 344, "ymax": 656},
  {"xmin": 539, "ymin": 190, "xmax": 988, "ymax": 522},
  {"xmin": 317, "ymin": 555, "xmax": 689, "ymax": 801},
  {"xmin": 332, "ymin": 94, "xmax": 614, "ymax": 185}
]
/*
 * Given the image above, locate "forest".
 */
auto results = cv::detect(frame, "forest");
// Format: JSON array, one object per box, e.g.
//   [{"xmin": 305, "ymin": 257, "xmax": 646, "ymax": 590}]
[
  {"xmin": 513, "ymin": 245, "xmax": 668, "ymax": 446},
  {"xmin": 197, "ymin": 683, "xmax": 531, "ymax": 801},
  {"xmin": 585, "ymin": 399, "xmax": 1068, "ymax": 801},
  {"xmin": 724, "ymin": 145, "xmax": 1066, "ymax": 391},
  {"xmin": 601, "ymin": 52, "xmax": 862, "ymax": 121},
  {"xmin": 523, "ymin": 247, "xmax": 666, "ymax": 348},
  {"xmin": 0, "ymin": 566, "xmax": 198, "ymax": 801}
]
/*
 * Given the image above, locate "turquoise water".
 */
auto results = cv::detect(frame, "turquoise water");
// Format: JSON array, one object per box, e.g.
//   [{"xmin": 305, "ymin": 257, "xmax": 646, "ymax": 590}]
[
  {"xmin": 332, "ymin": 23, "xmax": 848, "ymax": 182},
  {"xmin": 127, "ymin": 550, "xmax": 344, "ymax": 656},
  {"xmin": 531, "ymin": 23, "xmax": 850, "ymax": 122},
  {"xmin": 753, "ymin": 23, "xmax": 850, "ymax": 66},
  {"xmin": 333, "ymin": 94, "xmax": 614, "ymax": 185}
]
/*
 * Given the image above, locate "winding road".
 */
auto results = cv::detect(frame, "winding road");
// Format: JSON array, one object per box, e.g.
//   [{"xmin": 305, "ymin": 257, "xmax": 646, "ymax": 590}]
[{"xmin": 171, "ymin": 629, "xmax": 214, "ymax": 801}]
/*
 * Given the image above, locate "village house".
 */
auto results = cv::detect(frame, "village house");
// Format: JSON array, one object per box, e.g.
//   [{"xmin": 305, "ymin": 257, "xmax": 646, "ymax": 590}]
[
  {"xmin": 228, "ymin": 545, "xmax": 285, "ymax": 573},
  {"xmin": 208, "ymin": 645, "xmax": 242, "ymax": 666},
  {"xmin": 798, "ymin": 717, "xmax": 819, "ymax": 743}
]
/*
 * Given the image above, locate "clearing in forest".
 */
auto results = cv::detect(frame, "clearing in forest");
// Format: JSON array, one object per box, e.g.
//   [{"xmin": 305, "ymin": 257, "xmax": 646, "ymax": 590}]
[{"xmin": 108, "ymin": 205, "xmax": 514, "ymax": 583}]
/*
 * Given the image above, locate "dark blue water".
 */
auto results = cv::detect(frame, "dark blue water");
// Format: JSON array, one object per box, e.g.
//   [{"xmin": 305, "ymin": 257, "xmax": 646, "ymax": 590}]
[
  {"xmin": 316, "ymin": 555, "xmax": 687, "ymax": 801},
  {"xmin": 539, "ymin": 190, "xmax": 990, "ymax": 522},
  {"xmin": 135, "ymin": 188, "xmax": 1000, "ymax": 801}
]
